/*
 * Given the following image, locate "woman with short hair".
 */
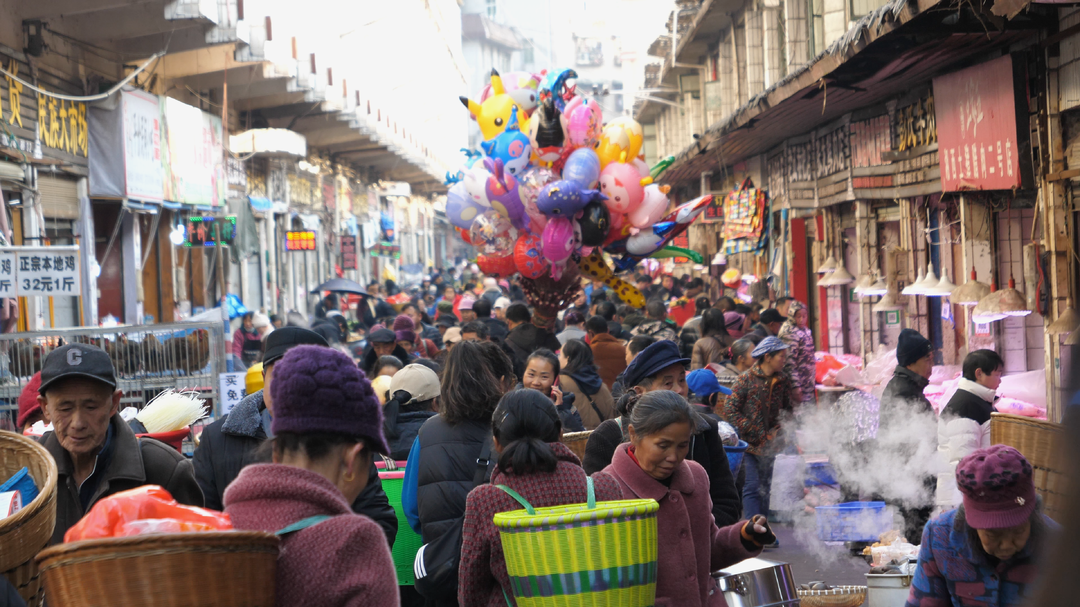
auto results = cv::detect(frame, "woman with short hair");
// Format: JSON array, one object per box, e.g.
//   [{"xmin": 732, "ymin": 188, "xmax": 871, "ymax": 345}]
[{"xmin": 691, "ymin": 308, "xmax": 734, "ymax": 370}]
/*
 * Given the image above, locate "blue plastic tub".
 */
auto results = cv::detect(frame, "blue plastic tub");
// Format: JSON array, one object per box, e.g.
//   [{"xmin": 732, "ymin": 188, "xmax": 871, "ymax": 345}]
[
  {"xmin": 0, "ymin": 467, "xmax": 38, "ymax": 505},
  {"xmin": 805, "ymin": 461, "xmax": 838, "ymax": 486},
  {"xmin": 815, "ymin": 501, "xmax": 891, "ymax": 542},
  {"xmin": 724, "ymin": 440, "xmax": 748, "ymax": 475}
]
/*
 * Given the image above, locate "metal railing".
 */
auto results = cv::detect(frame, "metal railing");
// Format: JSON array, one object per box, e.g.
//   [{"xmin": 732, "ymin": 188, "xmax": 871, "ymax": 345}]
[{"xmin": 0, "ymin": 322, "xmax": 224, "ymax": 431}]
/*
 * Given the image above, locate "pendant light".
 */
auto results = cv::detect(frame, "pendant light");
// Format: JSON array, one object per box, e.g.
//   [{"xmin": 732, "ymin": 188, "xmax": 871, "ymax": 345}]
[
  {"xmin": 974, "ymin": 212, "xmax": 1030, "ymax": 319},
  {"xmin": 872, "ymin": 290, "xmax": 904, "ymax": 312},
  {"xmin": 952, "ymin": 268, "xmax": 991, "ymax": 306},
  {"xmin": 901, "ymin": 266, "xmax": 926, "ymax": 296},
  {"xmin": 852, "ymin": 274, "xmax": 873, "ymax": 295},
  {"xmin": 820, "ymin": 266, "xmax": 855, "ymax": 286},
  {"xmin": 924, "ymin": 268, "xmax": 957, "ymax": 297},
  {"xmin": 816, "ymin": 254, "xmax": 837, "ymax": 274},
  {"xmin": 1047, "ymin": 302, "xmax": 1080, "ymax": 335},
  {"xmin": 914, "ymin": 262, "xmax": 939, "ymax": 291},
  {"xmin": 862, "ymin": 275, "xmax": 889, "ymax": 297}
]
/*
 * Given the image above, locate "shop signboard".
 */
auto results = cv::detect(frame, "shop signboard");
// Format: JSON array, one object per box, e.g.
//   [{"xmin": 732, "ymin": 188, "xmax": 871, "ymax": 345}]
[
  {"xmin": 183, "ymin": 216, "xmax": 236, "ymax": 247},
  {"xmin": 0, "ymin": 55, "xmax": 88, "ymax": 166},
  {"xmin": 122, "ymin": 90, "xmax": 164, "ymax": 202},
  {"xmin": 285, "ymin": 230, "xmax": 317, "ymax": 251},
  {"xmin": 340, "ymin": 235, "xmax": 358, "ymax": 269},
  {"xmin": 934, "ymin": 55, "xmax": 1026, "ymax": 192},
  {"xmin": 0, "ymin": 246, "xmax": 80, "ymax": 296},
  {"xmin": 219, "ymin": 372, "xmax": 246, "ymax": 414},
  {"xmin": 162, "ymin": 97, "xmax": 226, "ymax": 206}
]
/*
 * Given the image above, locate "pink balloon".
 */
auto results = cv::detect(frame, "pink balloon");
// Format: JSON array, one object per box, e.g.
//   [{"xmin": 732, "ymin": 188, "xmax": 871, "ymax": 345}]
[
  {"xmin": 562, "ymin": 96, "xmax": 603, "ymax": 149},
  {"xmin": 541, "ymin": 216, "xmax": 576, "ymax": 280},
  {"xmin": 628, "ymin": 184, "xmax": 671, "ymax": 229},
  {"xmin": 599, "ymin": 162, "xmax": 646, "ymax": 215}
]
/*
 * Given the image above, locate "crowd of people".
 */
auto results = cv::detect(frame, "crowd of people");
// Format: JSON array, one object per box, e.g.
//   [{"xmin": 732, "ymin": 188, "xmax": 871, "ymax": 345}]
[{"xmin": 6, "ymin": 268, "xmax": 1069, "ymax": 607}]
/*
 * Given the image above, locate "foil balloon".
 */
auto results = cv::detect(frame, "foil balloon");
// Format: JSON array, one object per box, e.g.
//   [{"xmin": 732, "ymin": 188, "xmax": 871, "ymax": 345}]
[
  {"xmin": 632, "ymin": 157, "xmax": 651, "ymax": 179},
  {"xmin": 595, "ymin": 117, "xmax": 644, "ymax": 168},
  {"xmin": 541, "ymin": 217, "xmax": 577, "ymax": 280},
  {"xmin": 446, "ymin": 181, "xmax": 485, "ymax": 230},
  {"xmin": 518, "ymin": 166, "xmax": 558, "ymax": 233},
  {"xmin": 577, "ymin": 197, "xmax": 610, "ymax": 247},
  {"xmin": 628, "ymin": 184, "xmax": 672, "ymax": 230},
  {"xmin": 536, "ymin": 179, "xmax": 598, "ymax": 218},
  {"xmin": 577, "ymin": 250, "xmax": 645, "ymax": 308},
  {"xmin": 476, "ymin": 252, "xmax": 517, "ymax": 278},
  {"xmin": 537, "ymin": 68, "xmax": 578, "ymax": 112},
  {"xmin": 469, "ymin": 210, "xmax": 518, "ymax": 256},
  {"xmin": 561, "ymin": 147, "xmax": 601, "ymax": 190},
  {"xmin": 483, "ymin": 157, "xmax": 529, "ymax": 231},
  {"xmin": 461, "ymin": 69, "xmax": 532, "ymax": 141},
  {"xmin": 514, "ymin": 233, "xmax": 549, "ymax": 279},
  {"xmin": 462, "ymin": 163, "xmax": 493, "ymax": 208},
  {"xmin": 445, "ymin": 148, "xmax": 484, "ymax": 185},
  {"xmin": 478, "ymin": 71, "xmax": 540, "ymax": 116},
  {"xmin": 456, "ymin": 226, "xmax": 472, "ymax": 245},
  {"xmin": 562, "ymin": 96, "xmax": 602, "ymax": 149},
  {"xmin": 599, "ymin": 162, "xmax": 651, "ymax": 215},
  {"xmin": 529, "ymin": 91, "xmax": 567, "ymax": 164},
  {"xmin": 480, "ymin": 106, "xmax": 532, "ymax": 177},
  {"xmin": 610, "ymin": 195, "xmax": 714, "ymax": 271}
]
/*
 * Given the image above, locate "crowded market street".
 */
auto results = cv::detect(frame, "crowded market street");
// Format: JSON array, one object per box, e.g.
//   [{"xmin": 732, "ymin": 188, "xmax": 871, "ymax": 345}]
[{"xmin": 0, "ymin": 1, "xmax": 1077, "ymax": 606}]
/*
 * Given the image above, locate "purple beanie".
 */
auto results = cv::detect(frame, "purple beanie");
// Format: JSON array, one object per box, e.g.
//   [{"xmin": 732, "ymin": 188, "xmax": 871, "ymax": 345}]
[
  {"xmin": 270, "ymin": 345, "xmax": 390, "ymax": 455},
  {"xmin": 393, "ymin": 315, "xmax": 417, "ymax": 343},
  {"xmin": 956, "ymin": 445, "xmax": 1036, "ymax": 529}
]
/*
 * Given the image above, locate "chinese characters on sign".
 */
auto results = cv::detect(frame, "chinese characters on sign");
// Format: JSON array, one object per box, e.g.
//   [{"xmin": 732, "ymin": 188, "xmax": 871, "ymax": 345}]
[
  {"xmin": 0, "ymin": 246, "xmax": 80, "ymax": 296},
  {"xmin": 219, "ymin": 372, "xmax": 247, "ymax": 415},
  {"xmin": 1, "ymin": 57, "xmax": 88, "ymax": 160},
  {"xmin": 285, "ymin": 231, "xmax": 317, "ymax": 251},
  {"xmin": 933, "ymin": 55, "xmax": 1021, "ymax": 192},
  {"xmin": 340, "ymin": 235, "xmax": 358, "ymax": 270}
]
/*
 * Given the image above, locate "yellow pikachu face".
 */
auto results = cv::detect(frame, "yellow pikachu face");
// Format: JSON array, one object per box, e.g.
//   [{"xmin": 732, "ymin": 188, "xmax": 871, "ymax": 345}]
[{"xmin": 460, "ymin": 69, "xmax": 530, "ymax": 141}]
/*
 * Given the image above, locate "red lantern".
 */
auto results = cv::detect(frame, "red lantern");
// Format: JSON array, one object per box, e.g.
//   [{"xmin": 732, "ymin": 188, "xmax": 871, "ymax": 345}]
[
  {"xmin": 514, "ymin": 233, "xmax": 549, "ymax": 279},
  {"xmin": 477, "ymin": 252, "xmax": 517, "ymax": 278}
]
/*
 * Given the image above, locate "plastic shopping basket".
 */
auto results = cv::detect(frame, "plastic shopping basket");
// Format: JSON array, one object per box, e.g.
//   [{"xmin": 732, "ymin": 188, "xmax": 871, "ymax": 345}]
[{"xmin": 493, "ymin": 477, "xmax": 659, "ymax": 607}]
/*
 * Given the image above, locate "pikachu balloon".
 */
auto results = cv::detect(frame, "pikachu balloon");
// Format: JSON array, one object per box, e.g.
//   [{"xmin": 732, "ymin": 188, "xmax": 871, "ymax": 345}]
[{"xmin": 461, "ymin": 69, "xmax": 532, "ymax": 142}]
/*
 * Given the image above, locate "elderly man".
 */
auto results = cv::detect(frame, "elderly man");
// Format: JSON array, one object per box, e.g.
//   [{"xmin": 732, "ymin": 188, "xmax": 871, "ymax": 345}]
[{"xmin": 38, "ymin": 343, "xmax": 202, "ymax": 544}]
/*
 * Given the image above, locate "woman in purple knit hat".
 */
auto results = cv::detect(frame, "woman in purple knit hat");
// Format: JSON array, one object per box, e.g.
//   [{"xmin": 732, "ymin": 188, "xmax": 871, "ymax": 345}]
[
  {"xmin": 224, "ymin": 345, "xmax": 399, "ymax": 606},
  {"xmin": 906, "ymin": 444, "xmax": 1057, "ymax": 607}
]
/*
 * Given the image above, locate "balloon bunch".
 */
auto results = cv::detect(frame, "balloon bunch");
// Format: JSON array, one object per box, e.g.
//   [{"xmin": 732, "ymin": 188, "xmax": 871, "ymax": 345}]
[{"xmin": 450, "ymin": 67, "xmax": 703, "ymax": 304}]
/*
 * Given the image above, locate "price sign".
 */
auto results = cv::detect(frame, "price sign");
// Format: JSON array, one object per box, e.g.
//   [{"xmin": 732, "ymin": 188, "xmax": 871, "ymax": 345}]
[
  {"xmin": 219, "ymin": 372, "xmax": 247, "ymax": 415},
  {"xmin": 3, "ymin": 246, "xmax": 81, "ymax": 296},
  {"xmin": 341, "ymin": 235, "xmax": 358, "ymax": 269},
  {"xmin": 285, "ymin": 231, "xmax": 317, "ymax": 251},
  {"xmin": 0, "ymin": 250, "xmax": 15, "ymax": 298}
]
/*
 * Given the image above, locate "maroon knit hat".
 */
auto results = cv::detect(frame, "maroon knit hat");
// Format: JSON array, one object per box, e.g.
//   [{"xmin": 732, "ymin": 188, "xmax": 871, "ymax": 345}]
[
  {"xmin": 956, "ymin": 445, "xmax": 1036, "ymax": 529},
  {"xmin": 270, "ymin": 345, "xmax": 389, "ymax": 455},
  {"xmin": 16, "ymin": 372, "xmax": 42, "ymax": 429},
  {"xmin": 393, "ymin": 314, "xmax": 416, "ymax": 343}
]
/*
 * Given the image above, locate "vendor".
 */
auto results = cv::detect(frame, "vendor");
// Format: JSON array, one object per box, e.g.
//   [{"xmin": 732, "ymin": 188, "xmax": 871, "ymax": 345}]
[
  {"xmin": 907, "ymin": 445, "xmax": 1056, "ymax": 607},
  {"xmin": 38, "ymin": 344, "xmax": 203, "ymax": 544}
]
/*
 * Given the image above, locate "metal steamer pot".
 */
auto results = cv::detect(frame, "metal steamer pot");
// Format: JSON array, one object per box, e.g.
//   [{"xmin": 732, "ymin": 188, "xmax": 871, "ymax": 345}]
[{"xmin": 714, "ymin": 558, "xmax": 801, "ymax": 607}]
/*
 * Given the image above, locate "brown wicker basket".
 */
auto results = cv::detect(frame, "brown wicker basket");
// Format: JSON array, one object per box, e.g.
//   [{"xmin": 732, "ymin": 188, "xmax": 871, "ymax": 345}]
[
  {"xmin": 798, "ymin": 585, "xmax": 867, "ymax": 607},
  {"xmin": 36, "ymin": 532, "xmax": 280, "ymax": 607},
  {"xmin": 989, "ymin": 413, "xmax": 1066, "ymax": 519},
  {"xmin": 0, "ymin": 430, "xmax": 58, "ymax": 607},
  {"xmin": 561, "ymin": 430, "xmax": 592, "ymax": 463}
]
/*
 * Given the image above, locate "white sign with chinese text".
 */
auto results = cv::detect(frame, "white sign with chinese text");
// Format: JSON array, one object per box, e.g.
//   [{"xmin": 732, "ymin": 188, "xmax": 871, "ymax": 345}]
[
  {"xmin": 0, "ymin": 246, "xmax": 80, "ymax": 296},
  {"xmin": 219, "ymin": 372, "xmax": 247, "ymax": 415},
  {"xmin": 122, "ymin": 90, "xmax": 164, "ymax": 202}
]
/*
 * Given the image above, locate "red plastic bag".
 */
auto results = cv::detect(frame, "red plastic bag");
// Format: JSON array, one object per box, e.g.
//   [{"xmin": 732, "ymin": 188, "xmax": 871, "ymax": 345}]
[
  {"xmin": 65, "ymin": 485, "xmax": 231, "ymax": 542},
  {"xmin": 814, "ymin": 354, "xmax": 844, "ymax": 384}
]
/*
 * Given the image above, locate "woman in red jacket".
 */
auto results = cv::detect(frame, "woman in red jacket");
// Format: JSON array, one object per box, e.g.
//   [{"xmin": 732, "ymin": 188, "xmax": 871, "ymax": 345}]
[
  {"xmin": 224, "ymin": 345, "xmax": 399, "ymax": 607},
  {"xmin": 458, "ymin": 389, "xmax": 623, "ymax": 607},
  {"xmin": 603, "ymin": 390, "xmax": 775, "ymax": 607}
]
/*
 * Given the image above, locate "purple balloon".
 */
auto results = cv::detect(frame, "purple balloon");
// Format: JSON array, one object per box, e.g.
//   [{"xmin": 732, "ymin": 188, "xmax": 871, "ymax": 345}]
[
  {"xmin": 446, "ymin": 182, "xmax": 485, "ymax": 230},
  {"xmin": 561, "ymin": 147, "xmax": 601, "ymax": 189}
]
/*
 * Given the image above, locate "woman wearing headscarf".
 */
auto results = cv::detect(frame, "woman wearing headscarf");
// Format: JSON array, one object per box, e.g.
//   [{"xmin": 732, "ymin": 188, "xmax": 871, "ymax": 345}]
[{"xmin": 777, "ymin": 300, "xmax": 815, "ymax": 406}]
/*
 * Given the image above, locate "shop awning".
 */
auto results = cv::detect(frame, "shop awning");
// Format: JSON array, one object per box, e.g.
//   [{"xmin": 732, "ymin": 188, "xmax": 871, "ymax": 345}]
[{"xmin": 248, "ymin": 196, "xmax": 273, "ymax": 213}]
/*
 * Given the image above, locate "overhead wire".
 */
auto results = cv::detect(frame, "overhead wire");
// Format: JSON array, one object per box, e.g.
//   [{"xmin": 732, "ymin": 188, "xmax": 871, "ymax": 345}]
[{"xmin": 0, "ymin": 51, "xmax": 164, "ymax": 102}]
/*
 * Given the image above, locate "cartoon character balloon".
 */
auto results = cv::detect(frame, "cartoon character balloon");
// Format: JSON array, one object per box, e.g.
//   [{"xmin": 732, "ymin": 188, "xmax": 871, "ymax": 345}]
[
  {"xmin": 529, "ymin": 91, "xmax": 567, "ymax": 164},
  {"xmin": 469, "ymin": 210, "xmax": 518, "ymax": 256},
  {"xmin": 483, "ymin": 158, "xmax": 529, "ymax": 231},
  {"xmin": 461, "ymin": 69, "xmax": 532, "ymax": 141},
  {"xmin": 599, "ymin": 162, "xmax": 651, "ymax": 215},
  {"xmin": 462, "ymin": 163, "xmax": 494, "ymax": 208},
  {"xmin": 595, "ymin": 117, "xmax": 644, "ymax": 168},
  {"xmin": 536, "ymin": 179, "xmax": 599, "ymax": 218},
  {"xmin": 514, "ymin": 233, "xmax": 548, "ymax": 279},
  {"xmin": 537, "ymin": 68, "xmax": 577, "ymax": 112},
  {"xmin": 476, "ymin": 252, "xmax": 517, "ymax": 278},
  {"xmin": 541, "ymin": 216, "xmax": 577, "ymax": 280},
  {"xmin": 480, "ymin": 106, "xmax": 532, "ymax": 177},
  {"xmin": 560, "ymin": 147, "xmax": 601, "ymax": 190},
  {"xmin": 478, "ymin": 71, "xmax": 540, "ymax": 117},
  {"xmin": 562, "ymin": 96, "xmax": 602, "ymax": 149},
  {"xmin": 577, "ymin": 197, "xmax": 611, "ymax": 247},
  {"xmin": 446, "ymin": 181, "xmax": 485, "ymax": 230},
  {"xmin": 610, "ymin": 195, "xmax": 714, "ymax": 271},
  {"xmin": 628, "ymin": 184, "xmax": 672, "ymax": 230}
]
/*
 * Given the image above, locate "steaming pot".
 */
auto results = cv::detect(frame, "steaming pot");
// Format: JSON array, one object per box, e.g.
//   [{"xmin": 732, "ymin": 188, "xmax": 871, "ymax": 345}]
[{"xmin": 713, "ymin": 558, "xmax": 801, "ymax": 607}]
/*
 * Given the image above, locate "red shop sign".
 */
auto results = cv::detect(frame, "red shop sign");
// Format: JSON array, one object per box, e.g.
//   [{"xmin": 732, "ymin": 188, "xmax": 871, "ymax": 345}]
[{"xmin": 933, "ymin": 54, "xmax": 1027, "ymax": 192}]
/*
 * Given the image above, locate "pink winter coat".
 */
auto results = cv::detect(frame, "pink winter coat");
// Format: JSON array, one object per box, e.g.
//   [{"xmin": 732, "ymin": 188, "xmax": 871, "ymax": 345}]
[
  {"xmin": 224, "ymin": 463, "xmax": 400, "ymax": 607},
  {"xmin": 603, "ymin": 444, "xmax": 760, "ymax": 607}
]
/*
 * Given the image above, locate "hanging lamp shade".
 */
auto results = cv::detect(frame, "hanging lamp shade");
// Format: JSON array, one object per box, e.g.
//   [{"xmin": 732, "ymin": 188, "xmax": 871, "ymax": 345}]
[
  {"xmin": 872, "ymin": 291, "xmax": 905, "ymax": 312},
  {"xmin": 820, "ymin": 266, "xmax": 855, "ymax": 286},
  {"xmin": 924, "ymin": 269, "xmax": 957, "ymax": 297},
  {"xmin": 901, "ymin": 267, "xmax": 926, "ymax": 296},
  {"xmin": 913, "ymin": 262, "xmax": 939, "ymax": 292},
  {"xmin": 1066, "ymin": 322, "xmax": 1080, "ymax": 345},
  {"xmin": 996, "ymin": 278, "xmax": 1031, "ymax": 317},
  {"xmin": 971, "ymin": 281, "xmax": 1007, "ymax": 323},
  {"xmin": 816, "ymin": 255, "xmax": 838, "ymax": 274},
  {"xmin": 952, "ymin": 268, "xmax": 991, "ymax": 306},
  {"xmin": 862, "ymin": 276, "xmax": 889, "ymax": 297},
  {"xmin": 852, "ymin": 274, "xmax": 873, "ymax": 294},
  {"xmin": 1047, "ymin": 304, "xmax": 1080, "ymax": 336}
]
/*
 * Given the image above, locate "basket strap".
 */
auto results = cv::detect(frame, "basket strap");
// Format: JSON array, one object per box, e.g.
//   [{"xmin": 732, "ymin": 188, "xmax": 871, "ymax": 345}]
[
  {"xmin": 586, "ymin": 475, "xmax": 595, "ymax": 509},
  {"xmin": 276, "ymin": 515, "xmax": 333, "ymax": 536},
  {"xmin": 494, "ymin": 485, "xmax": 536, "ymax": 515}
]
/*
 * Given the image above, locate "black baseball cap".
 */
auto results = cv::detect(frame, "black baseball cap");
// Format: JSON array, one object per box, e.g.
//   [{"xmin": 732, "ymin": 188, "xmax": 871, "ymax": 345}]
[
  {"xmin": 39, "ymin": 343, "xmax": 117, "ymax": 395},
  {"xmin": 760, "ymin": 309, "xmax": 785, "ymax": 325},
  {"xmin": 263, "ymin": 327, "xmax": 329, "ymax": 366}
]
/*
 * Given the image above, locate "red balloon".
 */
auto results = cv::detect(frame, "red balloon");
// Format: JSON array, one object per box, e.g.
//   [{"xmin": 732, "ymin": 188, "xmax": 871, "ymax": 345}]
[
  {"xmin": 456, "ymin": 226, "xmax": 472, "ymax": 244},
  {"xmin": 514, "ymin": 233, "xmax": 549, "ymax": 279},
  {"xmin": 477, "ymin": 252, "xmax": 517, "ymax": 278}
]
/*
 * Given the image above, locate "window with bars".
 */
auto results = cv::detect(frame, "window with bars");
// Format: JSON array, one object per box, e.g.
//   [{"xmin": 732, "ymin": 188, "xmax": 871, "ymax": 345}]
[
  {"xmin": 486, "ymin": 0, "xmax": 497, "ymax": 19},
  {"xmin": 809, "ymin": 0, "xmax": 824, "ymax": 58}
]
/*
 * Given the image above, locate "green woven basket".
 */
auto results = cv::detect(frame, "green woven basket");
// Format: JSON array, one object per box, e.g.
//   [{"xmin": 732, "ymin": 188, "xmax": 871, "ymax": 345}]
[
  {"xmin": 379, "ymin": 468, "xmax": 423, "ymax": 585},
  {"xmin": 493, "ymin": 478, "xmax": 659, "ymax": 607}
]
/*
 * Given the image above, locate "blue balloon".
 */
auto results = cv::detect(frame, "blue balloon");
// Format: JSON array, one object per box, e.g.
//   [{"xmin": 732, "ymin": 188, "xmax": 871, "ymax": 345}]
[
  {"xmin": 561, "ymin": 148, "xmax": 601, "ymax": 189},
  {"xmin": 446, "ymin": 182, "xmax": 485, "ymax": 230}
]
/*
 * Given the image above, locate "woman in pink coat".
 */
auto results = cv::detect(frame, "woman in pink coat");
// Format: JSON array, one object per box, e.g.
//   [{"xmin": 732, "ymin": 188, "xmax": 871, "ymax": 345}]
[
  {"xmin": 224, "ymin": 345, "xmax": 399, "ymax": 607},
  {"xmin": 603, "ymin": 390, "xmax": 775, "ymax": 607}
]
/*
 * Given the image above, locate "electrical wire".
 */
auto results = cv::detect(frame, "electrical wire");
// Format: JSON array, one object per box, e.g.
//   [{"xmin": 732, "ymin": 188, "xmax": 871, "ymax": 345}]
[{"xmin": 0, "ymin": 51, "xmax": 164, "ymax": 102}]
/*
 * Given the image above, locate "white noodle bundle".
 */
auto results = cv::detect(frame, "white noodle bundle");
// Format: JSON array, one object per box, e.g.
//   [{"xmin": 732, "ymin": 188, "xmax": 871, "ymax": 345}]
[{"xmin": 136, "ymin": 389, "xmax": 208, "ymax": 433}]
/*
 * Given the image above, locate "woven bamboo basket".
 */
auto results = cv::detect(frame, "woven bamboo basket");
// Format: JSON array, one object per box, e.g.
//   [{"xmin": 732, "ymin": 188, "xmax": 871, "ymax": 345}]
[
  {"xmin": 798, "ymin": 585, "xmax": 867, "ymax": 607},
  {"xmin": 35, "ymin": 532, "xmax": 280, "ymax": 607},
  {"xmin": 989, "ymin": 413, "xmax": 1066, "ymax": 519},
  {"xmin": 560, "ymin": 430, "xmax": 592, "ymax": 463},
  {"xmin": 0, "ymin": 430, "xmax": 58, "ymax": 607}
]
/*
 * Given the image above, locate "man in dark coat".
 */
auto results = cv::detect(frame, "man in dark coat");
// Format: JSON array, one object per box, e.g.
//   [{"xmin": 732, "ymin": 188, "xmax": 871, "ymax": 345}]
[
  {"xmin": 37, "ymin": 344, "xmax": 203, "ymax": 544},
  {"xmin": 470, "ymin": 298, "xmax": 508, "ymax": 344},
  {"xmin": 360, "ymin": 328, "xmax": 414, "ymax": 377},
  {"xmin": 941, "ymin": 349, "xmax": 1002, "ymax": 425},
  {"xmin": 193, "ymin": 327, "xmax": 398, "ymax": 545},
  {"xmin": 502, "ymin": 303, "xmax": 561, "ymax": 379},
  {"xmin": 359, "ymin": 282, "xmax": 398, "ymax": 329}
]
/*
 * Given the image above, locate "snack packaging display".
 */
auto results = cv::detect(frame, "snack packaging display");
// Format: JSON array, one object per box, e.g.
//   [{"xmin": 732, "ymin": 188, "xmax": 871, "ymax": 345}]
[
  {"xmin": 0, "ymin": 490, "xmax": 22, "ymax": 519},
  {"xmin": 64, "ymin": 485, "xmax": 231, "ymax": 542}
]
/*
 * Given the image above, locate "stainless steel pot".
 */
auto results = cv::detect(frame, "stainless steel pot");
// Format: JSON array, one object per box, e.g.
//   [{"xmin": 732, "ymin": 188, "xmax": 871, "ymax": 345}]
[{"xmin": 713, "ymin": 558, "xmax": 801, "ymax": 607}]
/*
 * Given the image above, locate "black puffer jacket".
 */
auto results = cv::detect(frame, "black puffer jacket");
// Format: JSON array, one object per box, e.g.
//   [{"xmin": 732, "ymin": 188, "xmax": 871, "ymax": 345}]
[
  {"xmin": 360, "ymin": 343, "xmax": 414, "ymax": 377},
  {"xmin": 414, "ymin": 415, "xmax": 492, "ymax": 544},
  {"xmin": 383, "ymin": 403, "xmax": 438, "ymax": 461},
  {"xmin": 193, "ymin": 389, "xmax": 398, "ymax": 546},
  {"xmin": 504, "ymin": 323, "xmax": 561, "ymax": 379},
  {"xmin": 880, "ymin": 366, "xmax": 933, "ymax": 416}
]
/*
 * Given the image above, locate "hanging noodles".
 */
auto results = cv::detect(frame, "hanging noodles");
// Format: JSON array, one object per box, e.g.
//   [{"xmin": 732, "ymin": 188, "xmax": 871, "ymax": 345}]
[{"xmin": 136, "ymin": 389, "xmax": 208, "ymax": 433}]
